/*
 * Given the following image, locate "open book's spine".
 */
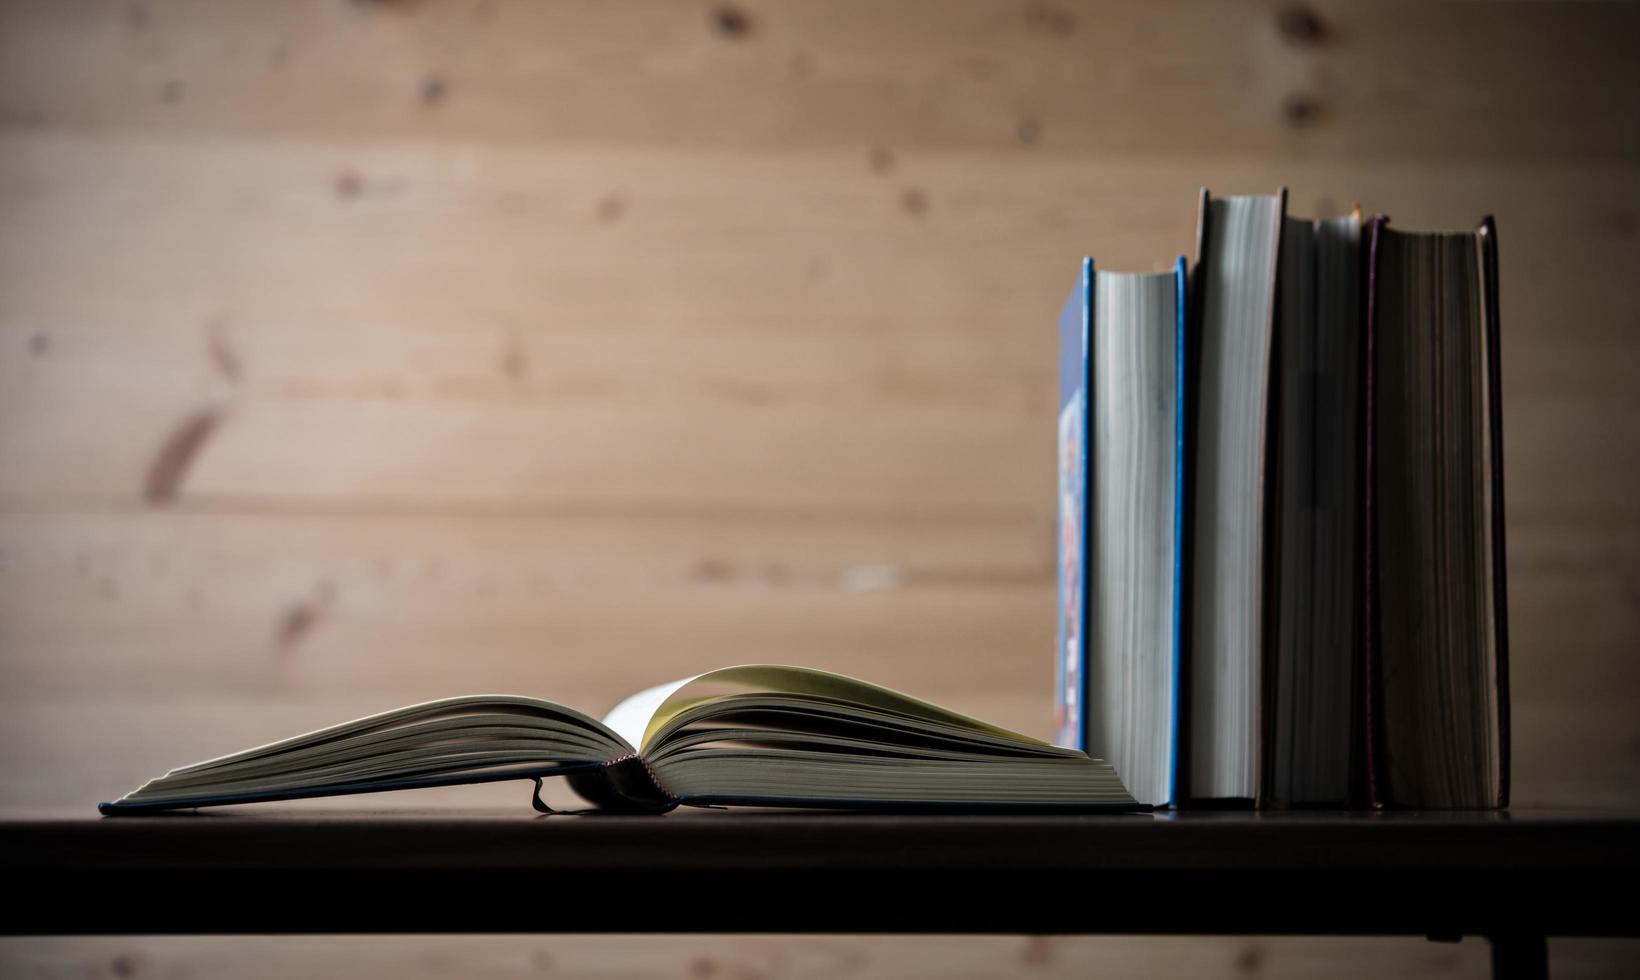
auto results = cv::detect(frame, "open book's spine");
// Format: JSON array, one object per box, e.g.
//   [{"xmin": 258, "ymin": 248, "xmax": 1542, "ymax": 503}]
[{"xmin": 564, "ymin": 754, "xmax": 679, "ymax": 813}]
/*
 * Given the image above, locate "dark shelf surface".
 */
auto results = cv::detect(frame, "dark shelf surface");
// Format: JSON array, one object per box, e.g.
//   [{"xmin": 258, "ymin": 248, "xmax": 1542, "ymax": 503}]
[{"xmin": 6, "ymin": 806, "xmax": 1637, "ymax": 937}]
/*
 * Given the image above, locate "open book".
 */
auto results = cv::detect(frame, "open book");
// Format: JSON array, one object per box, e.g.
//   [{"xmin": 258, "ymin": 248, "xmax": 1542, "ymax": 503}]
[{"xmin": 99, "ymin": 665, "xmax": 1141, "ymax": 814}]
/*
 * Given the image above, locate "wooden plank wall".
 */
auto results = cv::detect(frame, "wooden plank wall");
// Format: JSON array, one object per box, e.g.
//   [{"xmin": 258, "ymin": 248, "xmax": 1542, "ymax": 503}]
[{"xmin": 1, "ymin": 1, "xmax": 1636, "ymax": 976}]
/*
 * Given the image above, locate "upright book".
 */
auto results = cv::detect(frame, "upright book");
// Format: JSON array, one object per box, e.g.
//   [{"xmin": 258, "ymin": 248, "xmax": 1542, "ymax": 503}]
[
  {"xmin": 1183, "ymin": 188, "xmax": 1286, "ymax": 803},
  {"xmin": 1266, "ymin": 210, "xmax": 1367, "ymax": 806},
  {"xmin": 101, "ymin": 665, "xmax": 1141, "ymax": 814},
  {"xmin": 1365, "ymin": 215, "xmax": 1509, "ymax": 809},
  {"xmin": 1054, "ymin": 256, "xmax": 1187, "ymax": 808},
  {"xmin": 1068, "ymin": 191, "xmax": 1506, "ymax": 809},
  {"xmin": 1185, "ymin": 191, "xmax": 1380, "ymax": 807}
]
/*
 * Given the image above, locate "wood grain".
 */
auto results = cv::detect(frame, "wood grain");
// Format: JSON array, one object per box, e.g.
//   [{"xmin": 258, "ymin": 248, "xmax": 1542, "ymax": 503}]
[
  {"xmin": 0, "ymin": 510, "xmax": 1056, "ymax": 696},
  {"xmin": 1, "ymin": 1, "xmax": 1634, "ymax": 161},
  {"xmin": 0, "ymin": 1, "xmax": 1637, "ymax": 975},
  {"xmin": 1, "ymin": 137, "xmax": 1634, "ymax": 516}
]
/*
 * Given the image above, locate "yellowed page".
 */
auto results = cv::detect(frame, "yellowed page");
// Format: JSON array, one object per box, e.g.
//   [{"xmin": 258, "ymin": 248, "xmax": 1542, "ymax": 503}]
[{"xmin": 629, "ymin": 664, "xmax": 1045, "ymax": 753}]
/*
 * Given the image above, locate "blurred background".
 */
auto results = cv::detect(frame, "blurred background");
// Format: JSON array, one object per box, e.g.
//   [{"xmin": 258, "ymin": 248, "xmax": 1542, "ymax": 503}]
[{"xmin": 1, "ymin": 0, "xmax": 1636, "ymax": 976}]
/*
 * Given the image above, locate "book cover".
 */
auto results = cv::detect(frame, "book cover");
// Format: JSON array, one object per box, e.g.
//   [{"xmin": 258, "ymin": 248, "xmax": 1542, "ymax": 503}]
[
  {"xmin": 1169, "ymin": 255, "xmax": 1187, "ymax": 804},
  {"xmin": 1361, "ymin": 213, "xmax": 1385, "ymax": 810},
  {"xmin": 1480, "ymin": 216, "xmax": 1512, "ymax": 810},
  {"xmin": 1054, "ymin": 259, "xmax": 1093, "ymax": 751}
]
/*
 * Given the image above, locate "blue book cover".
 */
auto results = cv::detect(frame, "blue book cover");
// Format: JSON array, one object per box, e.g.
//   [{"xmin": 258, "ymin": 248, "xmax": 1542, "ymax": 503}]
[
  {"xmin": 1168, "ymin": 255, "xmax": 1186, "ymax": 804},
  {"xmin": 1053, "ymin": 259, "xmax": 1092, "ymax": 751}
]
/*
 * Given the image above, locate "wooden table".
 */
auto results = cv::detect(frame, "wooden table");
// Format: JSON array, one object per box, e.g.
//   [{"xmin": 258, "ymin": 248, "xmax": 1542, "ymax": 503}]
[{"xmin": 4, "ymin": 807, "xmax": 1635, "ymax": 980}]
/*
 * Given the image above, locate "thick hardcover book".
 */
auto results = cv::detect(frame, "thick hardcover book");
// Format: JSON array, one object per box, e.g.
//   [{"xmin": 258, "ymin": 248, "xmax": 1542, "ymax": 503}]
[
  {"xmin": 100, "ymin": 665, "xmax": 1143, "ymax": 814},
  {"xmin": 1183, "ymin": 188, "xmax": 1287, "ymax": 804},
  {"xmin": 1363, "ymin": 216, "xmax": 1510, "ymax": 809},
  {"xmin": 1263, "ymin": 211, "xmax": 1368, "ymax": 807},
  {"xmin": 1059, "ymin": 256, "xmax": 1188, "ymax": 806}
]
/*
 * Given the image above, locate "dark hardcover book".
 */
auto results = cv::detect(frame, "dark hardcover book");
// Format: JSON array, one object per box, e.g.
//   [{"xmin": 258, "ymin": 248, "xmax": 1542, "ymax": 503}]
[
  {"xmin": 1263, "ymin": 211, "xmax": 1368, "ymax": 807},
  {"xmin": 1363, "ymin": 215, "xmax": 1510, "ymax": 809}
]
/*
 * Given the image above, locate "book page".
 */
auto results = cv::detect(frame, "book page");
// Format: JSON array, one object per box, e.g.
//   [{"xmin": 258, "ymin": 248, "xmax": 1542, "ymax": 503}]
[
  {"xmin": 602, "ymin": 675, "xmax": 702, "ymax": 751},
  {"xmin": 605, "ymin": 665, "xmax": 1043, "ymax": 754}
]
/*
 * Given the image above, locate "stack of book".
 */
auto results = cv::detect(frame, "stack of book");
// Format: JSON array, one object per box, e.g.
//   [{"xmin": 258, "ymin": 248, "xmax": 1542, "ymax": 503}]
[{"xmin": 1054, "ymin": 189, "xmax": 1508, "ymax": 810}]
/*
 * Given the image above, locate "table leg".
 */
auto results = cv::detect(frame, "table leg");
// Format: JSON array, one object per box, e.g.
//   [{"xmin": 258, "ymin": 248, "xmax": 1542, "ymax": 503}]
[{"xmin": 1489, "ymin": 933, "xmax": 1547, "ymax": 980}]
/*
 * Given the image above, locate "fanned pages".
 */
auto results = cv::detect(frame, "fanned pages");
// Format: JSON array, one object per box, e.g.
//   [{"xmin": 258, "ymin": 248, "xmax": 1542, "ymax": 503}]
[
  {"xmin": 1366, "ymin": 216, "xmax": 1509, "ymax": 809},
  {"xmin": 1185, "ymin": 189, "xmax": 1286, "ymax": 802},
  {"xmin": 101, "ymin": 665, "xmax": 1141, "ymax": 814}
]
